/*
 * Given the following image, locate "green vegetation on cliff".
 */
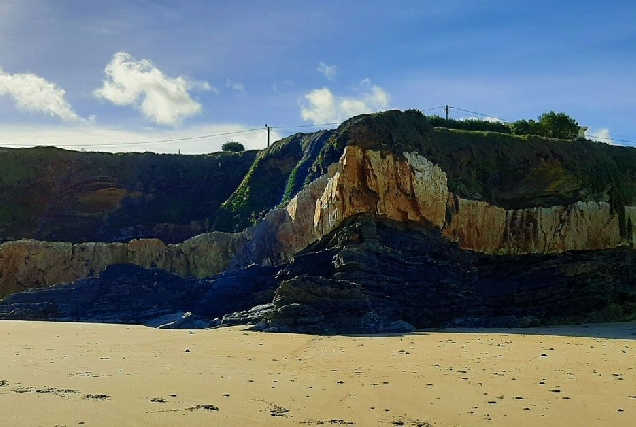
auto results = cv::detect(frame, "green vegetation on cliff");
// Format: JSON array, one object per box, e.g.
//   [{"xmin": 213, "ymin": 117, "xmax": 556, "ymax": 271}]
[
  {"xmin": 428, "ymin": 110, "xmax": 580, "ymax": 140},
  {"xmin": 214, "ymin": 130, "xmax": 333, "ymax": 232},
  {"xmin": 209, "ymin": 109, "xmax": 636, "ymax": 235}
]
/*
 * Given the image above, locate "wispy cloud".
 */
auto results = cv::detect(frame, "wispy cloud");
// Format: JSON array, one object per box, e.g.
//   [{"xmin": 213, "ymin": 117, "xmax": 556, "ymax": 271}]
[
  {"xmin": 94, "ymin": 52, "xmax": 212, "ymax": 126},
  {"xmin": 226, "ymin": 78, "xmax": 245, "ymax": 92},
  {"xmin": 300, "ymin": 79, "xmax": 390, "ymax": 124},
  {"xmin": 0, "ymin": 67, "xmax": 81, "ymax": 121},
  {"xmin": 317, "ymin": 61, "xmax": 337, "ymax": 81}
]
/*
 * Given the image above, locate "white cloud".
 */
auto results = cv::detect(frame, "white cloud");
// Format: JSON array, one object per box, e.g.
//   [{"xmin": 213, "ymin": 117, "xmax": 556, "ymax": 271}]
[
  {"xmin": 317, "ymin": 61, "xmax": 337, "ymax": 81},
  {"xmin": 0, "ymin": 67, "xmax": 81, "ymax": 121},
  {"xmin": 0, "ymin": 123, "xmax": 280, "ymax": 154},
  {"xmin": 586, "ymin": 127, "xmax": 614, "ymax": 144},
  {"xmin": 226, "ymin": 78, "xmax": 245, "ymax": 92},
  {"xmin": 300, "ymin": 81, "xmax": 390, "ymax": 124},
  {"xmin": 94, "ymin": 52, "xmax": 212, "ymax": 126}
]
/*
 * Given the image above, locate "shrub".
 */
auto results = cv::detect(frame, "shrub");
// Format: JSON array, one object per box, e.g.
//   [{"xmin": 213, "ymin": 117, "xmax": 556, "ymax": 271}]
[{"xmin": 222, "ymin": 141, "xmax": 245, "ymax": 152}]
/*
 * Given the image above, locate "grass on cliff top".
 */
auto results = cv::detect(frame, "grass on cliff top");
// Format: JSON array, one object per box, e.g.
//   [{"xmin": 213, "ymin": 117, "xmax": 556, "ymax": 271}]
[
  {"xmin": 426, "ymin": 127, "xmax": 636, "ymax": 210},
  {"xmin": 213, "ymin": 131, "xmax": 333, "ymax": 232}
]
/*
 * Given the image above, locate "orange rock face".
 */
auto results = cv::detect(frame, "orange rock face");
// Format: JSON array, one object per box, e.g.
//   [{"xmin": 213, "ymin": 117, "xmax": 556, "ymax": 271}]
[{"xmin": 314, "ymin": 146, "xmax": 449, "ymax": 232}]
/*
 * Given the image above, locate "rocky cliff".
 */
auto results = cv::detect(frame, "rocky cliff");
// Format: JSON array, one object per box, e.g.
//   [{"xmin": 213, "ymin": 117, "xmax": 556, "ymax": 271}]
[
  {"xmin": 3, "ymin": 141, "xmax": 635, "ymax": 299},
  {"xmin": 3, "ymin": 214, "xmax": 634, "ymax": 332},
  {"xmin": 0, "ymin": 263, "xmax": 278, "ymax": 328},
  {"xmin": 1, "ymin": 110, "xmax": 636, "ymax": 332},
  {"xmin": 313, "ymin": 145, "xmax": 636, "ymax": 253}
]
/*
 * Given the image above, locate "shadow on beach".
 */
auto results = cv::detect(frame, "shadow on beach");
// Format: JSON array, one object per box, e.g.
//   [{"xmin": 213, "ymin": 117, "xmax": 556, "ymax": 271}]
[
  {"xmin": 334, "ymin": 321, "xmax": 636, "ymax": 340},
  {"xmin": 416, "ymin": 321, "xmax": 636, "ymax": 340}
]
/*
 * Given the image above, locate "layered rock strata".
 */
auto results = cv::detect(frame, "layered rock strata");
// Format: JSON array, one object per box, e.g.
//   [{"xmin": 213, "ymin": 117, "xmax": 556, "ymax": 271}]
[
  {"xmin": 0, "ymin": 263, "xmax": 278, "ymax": 327},
  {"xmin": 1, "ymin": 145, "xmax": 634, "ymax": 298},
  {"xmin": 263, "ymin": 215, "xmax": 636, "ymax": 334}
]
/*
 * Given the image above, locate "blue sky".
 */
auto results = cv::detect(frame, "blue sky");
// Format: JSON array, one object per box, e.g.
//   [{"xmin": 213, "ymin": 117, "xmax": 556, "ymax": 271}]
[{"xmin": 0, "ymin": 0, "xmax": 635, "ymax": 153}]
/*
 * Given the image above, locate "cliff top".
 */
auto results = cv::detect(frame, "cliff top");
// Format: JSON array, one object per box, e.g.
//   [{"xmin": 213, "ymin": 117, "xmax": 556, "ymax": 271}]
[{"xmin": 309, "ymin": 110, "xmax": 636, "ymax": 210}]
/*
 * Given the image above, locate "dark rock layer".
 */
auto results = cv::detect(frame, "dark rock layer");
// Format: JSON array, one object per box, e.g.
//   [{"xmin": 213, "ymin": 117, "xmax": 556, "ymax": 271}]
[
  {"xmin": 0, "ymin": 263, "xmax": 278, "ymax": 327},
  {"xmin": 262, "ymin": 215, "xmax": 636, "ymax": 334}
]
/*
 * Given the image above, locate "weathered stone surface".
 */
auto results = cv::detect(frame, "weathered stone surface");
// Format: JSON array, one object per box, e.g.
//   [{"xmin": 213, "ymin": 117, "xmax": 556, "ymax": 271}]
[
  {"xmin": 0, "ymin": 263, "xmax": 278, "ymax": 327},
  {"xmin": 317, "ymin": 146, "xmax": 636, "ymax": 255},
  {"xmin": 3, "ymin": 214, "xmax": 635, "ymax": 333},
  {"xmin": 0, "ymin": 236, "xmax": 229, "ymax": 298},
  {"xmin": 0, "ymin": 147, "xmax": 257, "ymax": 244},
  {"xmin": 314, "ymin": 146, "xmax": 449, "ymax": 233},
  {"xmin": 443, "ymin": 199, "xmax": 633, "ymax": 254},
  {"xmin": 260, "ymin": 215, "xmax": 636, "ymax": 334}
]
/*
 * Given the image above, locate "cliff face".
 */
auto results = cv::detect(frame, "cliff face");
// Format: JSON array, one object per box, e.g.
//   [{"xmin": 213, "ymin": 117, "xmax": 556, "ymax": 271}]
[
  {"xmin": 0, "ymin": 234, "xmax": 245, "ymax": 297},
  {"xmin": 3, "ymin": 143, "xmax": 634, "ymax": 299},
  {"xmin": 0, "ymin": 263, "xmax": 278, "ymax": 327},
  {"xmin": 0, "ymin": 147, "xmax": 256, "ymax": 244},
  {"xmin": 314, "ymin": 145, "xmax": 635, "ymax": 254},
  {"xmin": 5, "ymin": 214, "xmax": 634, "ymax": 331},
  {"xmin": 445, "ymin": 199, "xmax": 633, "ymax": 254},
  {"xmin": 265, "ymin": 214, "xmax": 636, "ymax": 334},
  {"xmin": 213, "ymin": 130, "xmax": 334, "ymax": 232}
]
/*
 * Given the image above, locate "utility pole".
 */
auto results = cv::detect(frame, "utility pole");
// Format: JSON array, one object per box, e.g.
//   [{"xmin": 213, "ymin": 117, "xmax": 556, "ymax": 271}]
[
  {"xmin": 265, "ymin": 124, "xmax": 271, "ymax": 148},
  {"xmin": 445, "ymin": 105, "xmax": 450, "ymax": 126}
]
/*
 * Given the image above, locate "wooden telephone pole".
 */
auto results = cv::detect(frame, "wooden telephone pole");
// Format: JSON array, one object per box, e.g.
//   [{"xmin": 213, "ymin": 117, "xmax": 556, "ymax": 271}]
[
  {"xmin": 445, "ymin": 105, "xmax": 450, "ymax": 126},
  {"xmin": 265, "ymin": 124, "xmax": 271, "ymax": 147}
]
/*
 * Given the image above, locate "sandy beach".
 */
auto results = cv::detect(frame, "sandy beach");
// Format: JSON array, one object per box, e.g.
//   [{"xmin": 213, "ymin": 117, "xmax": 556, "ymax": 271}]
[{"xmin": 0, "ymin": 321, "xmax": 634, "ymax": 426}]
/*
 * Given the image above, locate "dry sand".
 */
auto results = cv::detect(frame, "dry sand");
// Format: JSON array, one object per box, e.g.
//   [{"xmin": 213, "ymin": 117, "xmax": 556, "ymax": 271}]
[{"xmin": 0, "ymin": 321, "xmax": 634, "ymax": 426}]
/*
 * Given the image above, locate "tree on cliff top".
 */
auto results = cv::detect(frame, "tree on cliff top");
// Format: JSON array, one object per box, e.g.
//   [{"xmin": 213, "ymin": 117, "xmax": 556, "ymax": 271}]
[
  {"xmin": 538, "ymin": 111, "xmax": 579, "ymax": 139},
  {"xmin": 512, "ymin": 111, "xmax": 579, "ymax": 140},
  {"xmin": 222, "ymin": 141, "xmax": 245, "ymax": 152}
]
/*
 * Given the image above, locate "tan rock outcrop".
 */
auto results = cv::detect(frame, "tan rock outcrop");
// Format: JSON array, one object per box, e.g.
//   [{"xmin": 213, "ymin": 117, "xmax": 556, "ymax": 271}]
[
  {"xmin": 313, "ymin": 146, "xmax": 634, "ymax": 256},
  {"xmin": 0, "ymin": 233, "xmax": 246, "ymax": 298},
  {"xmin": 443, "ymin": 197, "xmax": 507, "ymax": 253},
  {"xmin": 443, "ymin": 199, "xmax": 626, "ymax": 254},
  {"xmin": 314, "ymin": 146, "xmax": 449, "ymax": 232}
]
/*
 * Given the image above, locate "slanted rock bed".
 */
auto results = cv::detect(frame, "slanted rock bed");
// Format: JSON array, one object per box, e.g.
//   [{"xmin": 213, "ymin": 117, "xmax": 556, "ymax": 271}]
[{"xmin": 259, "ymin": 215, "xmax": 636, "ymax": 333}]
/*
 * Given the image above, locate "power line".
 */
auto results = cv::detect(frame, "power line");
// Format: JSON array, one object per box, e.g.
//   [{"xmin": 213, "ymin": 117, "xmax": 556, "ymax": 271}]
[
  {"xmin": 423, "ymin": 105, "xmax": 446, "ymax": 112},
  {"xmin": 0, "ymin": 127, "xmax": 266, "ymax": 148},
  {"xmin": 448, "ymin": 106, "xmax": 511, "ymax": 123},
  {"xmin": 0, "ymin": 121, "xmax": 345, "ymax": 150},
  {"xmin": 271, "ymin": 122, "xmax": 340, "ymax": 130},
  {"xmin": 585, "ymin": 134, "xmax": 636, "ymax": 145}
]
